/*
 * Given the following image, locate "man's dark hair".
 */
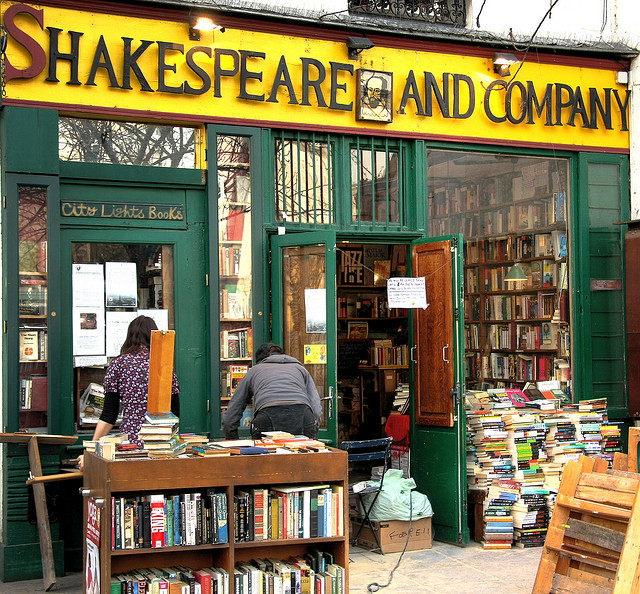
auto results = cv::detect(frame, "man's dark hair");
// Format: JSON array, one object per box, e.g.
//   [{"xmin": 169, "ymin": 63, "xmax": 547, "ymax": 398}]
[{"xmin": 255, "ymin": 342, "xmax": 283, "ymax": 363}]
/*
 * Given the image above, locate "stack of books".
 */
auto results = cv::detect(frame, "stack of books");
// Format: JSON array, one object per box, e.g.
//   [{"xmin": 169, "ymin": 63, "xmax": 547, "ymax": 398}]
[
  {"xmin": 512, "ymin": 486, "xmax": 550, "ymax": 548},
  {"xmin": 139, "ymin": 412, "xmax": 186, "ymax": 458},
  {"xmin": 178, "ymin": 433, "xmax": 209, "ymax": 452},
  {"xmin": 482, "ymin": 479, "xmax": 518, "ymax": 549},
  {"xmin": 392, "ymin": 382, "xmax": 410, "ymax": 413}
]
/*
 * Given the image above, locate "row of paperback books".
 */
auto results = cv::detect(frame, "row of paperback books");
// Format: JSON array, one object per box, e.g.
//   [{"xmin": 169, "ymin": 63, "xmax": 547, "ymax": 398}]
[
  {"xmin": 110, "ymin": 554, "xmax": 345, "ymax": 594},
  {"xmin": 111, "ymin": 565, "xmax": 228, "ymax": 594},
  {"xmin": 234, "ymin": 484, "xmax": 344, "ymax": 542},
  {"xmin": 111, "ymin": 489, "xmax": 228, "ymax": 550},
  {"xmin": 234, "ymin": 553, "xmax": 345, "ymax": 594}
]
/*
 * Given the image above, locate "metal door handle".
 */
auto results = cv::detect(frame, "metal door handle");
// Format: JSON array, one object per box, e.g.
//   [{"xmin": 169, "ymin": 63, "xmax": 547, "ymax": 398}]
[
  {"xmin": 411, "ymin": 346, "xmax": 417, "ymax": 363},
  {"xmin": 442, "ymin": 344, "xmax": 449, "ymax": 364},
  {"xmin": 321, "ymin": 386, "xmax": 334, "ymax": 418}
]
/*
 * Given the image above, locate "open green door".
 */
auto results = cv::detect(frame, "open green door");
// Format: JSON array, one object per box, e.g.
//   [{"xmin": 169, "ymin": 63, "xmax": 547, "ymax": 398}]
[
  {"xmin": 271, "ymin": 231, "xmax": 338, "ymax": 445},
  {"xmin": 411, "ymin": 235, "xmax": 468, "ymax": 544}
]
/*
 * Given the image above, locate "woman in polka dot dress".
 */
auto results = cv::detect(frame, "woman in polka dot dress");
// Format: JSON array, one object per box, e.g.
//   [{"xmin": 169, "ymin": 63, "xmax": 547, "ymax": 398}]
[{"xmin": 79, "ymin": 316, "xmax": 179, "ymax": 468}]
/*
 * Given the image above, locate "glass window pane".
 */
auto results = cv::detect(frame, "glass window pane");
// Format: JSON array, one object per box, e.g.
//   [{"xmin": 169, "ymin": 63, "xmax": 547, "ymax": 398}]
[
  {"xmin": 218, "ymin": 135, "xmax": 253, "ymax": 422},
  {"xmin": 72, "ymin": 243, "xmax": 175, "ymax": 428},
  {"xmin": 427, "ymin": 150, "xmax": 571, "ymax": 391},
  {"xmin": 351, "ymin": 146, "xmax": 400, "ymax": 224},
  {"xmin": 281, "ymin": 244, "xmax": 328, "ymax": 429},
  {"xmin": 19, "ymin": 186, "xmax": 49, "ymax": 430},
  {"xmin": 274, "ymin": 136, "xmax": 333, "ymax": 224},
  {"xmin": 59, "ymin": 117, "xmax": 198, "ymax": 168}
]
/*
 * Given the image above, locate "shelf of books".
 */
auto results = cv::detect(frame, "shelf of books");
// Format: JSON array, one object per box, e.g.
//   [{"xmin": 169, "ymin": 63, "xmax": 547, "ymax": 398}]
[
  {"xmin": 18, "ymin": 195, "xmax": 49, "ymax": 430},
  {"xmin": 83, "ymin": 445, "xmax": 348, "ymax": 593},
  {"xmin": 427, "ymin": 153, "xmax": 571, "ymax": 392},
  {"xmin": 218, "ymin": 135, "xmax": 254, "ymax": 420}
]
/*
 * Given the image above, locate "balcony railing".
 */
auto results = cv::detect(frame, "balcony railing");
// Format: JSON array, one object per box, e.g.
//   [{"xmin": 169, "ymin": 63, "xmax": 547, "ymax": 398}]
[{"xmin": 349, "ymin": 0, "xmax": 466, "ymax": 26}]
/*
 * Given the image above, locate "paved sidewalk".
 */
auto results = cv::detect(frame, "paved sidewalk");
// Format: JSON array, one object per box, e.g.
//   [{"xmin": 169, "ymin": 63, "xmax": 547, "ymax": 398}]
[
  {"xmin": 349, "ymin": 541, "xmax": 542, "ymax": 593},
  {"xmin": 0, "ymin": 541, "xmax": 542, "ymax": 593}
]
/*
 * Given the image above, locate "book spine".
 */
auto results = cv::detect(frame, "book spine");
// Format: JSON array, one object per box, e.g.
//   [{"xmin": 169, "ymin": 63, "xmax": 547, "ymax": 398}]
[
  {"xmin": 150, "ymin": 495, "xmax": 165, "ymax": 548},
  {"xmin": 216, "ymin": 492, "xmax": 228, "ymax": 543}
]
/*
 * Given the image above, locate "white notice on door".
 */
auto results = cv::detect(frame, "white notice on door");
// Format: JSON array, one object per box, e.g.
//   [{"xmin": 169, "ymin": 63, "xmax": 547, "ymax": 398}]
[{"xmin": 387, "ymin": 277, "xmax": 429, "ymax": 309}]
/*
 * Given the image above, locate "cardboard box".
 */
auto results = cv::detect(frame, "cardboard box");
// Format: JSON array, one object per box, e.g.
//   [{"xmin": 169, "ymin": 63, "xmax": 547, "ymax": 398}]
[{"xmin": 352, "ymin": 517, "xmax": 432, "ymax": 554}]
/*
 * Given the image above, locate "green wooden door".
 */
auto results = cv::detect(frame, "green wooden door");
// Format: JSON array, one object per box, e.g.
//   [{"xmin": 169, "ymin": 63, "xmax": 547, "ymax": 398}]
[
  {"xmin": 271, "ymin": 231, "xmax": 338, "ymax": 445},
  {"xmin": 411, "ymin": 235, "xmax": 468, "ymax": 544},
  {"xmin": 58, "ymin": 224, "xmax": 209, "ymax": 435},
  {"xmin": 574, "ymin": 154, "xmax": 629, "ymax": 418}
]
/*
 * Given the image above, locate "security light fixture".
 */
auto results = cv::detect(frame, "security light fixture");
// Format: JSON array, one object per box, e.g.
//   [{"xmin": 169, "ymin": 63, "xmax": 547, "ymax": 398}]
[
  {"xmin": 189, "ymin": 14, "xmax": 225, "ymax": 41},
  {"xmin": 346, "ymin": 37, "xmax": 375, "ymax": 60},
  {"xmin": 493, "ymin": 52, "xmax": 519, "ymax": 77}
]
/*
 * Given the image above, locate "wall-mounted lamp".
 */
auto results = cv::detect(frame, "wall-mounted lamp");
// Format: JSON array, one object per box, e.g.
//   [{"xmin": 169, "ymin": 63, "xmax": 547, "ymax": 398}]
[
  {"xmin": 493, "ymin": 52, "xmax": 519, "ymax": 77},
  {"xmin": 189, "ymin": 13, "xmax": 225, "ymax": 41},
  {"xmin": 503, "ymin": 262, "xmax": 528, "ymax": 284},
  {"xmin": 346, "ymin": 36, "xmax": 375, "ymax": 60}
]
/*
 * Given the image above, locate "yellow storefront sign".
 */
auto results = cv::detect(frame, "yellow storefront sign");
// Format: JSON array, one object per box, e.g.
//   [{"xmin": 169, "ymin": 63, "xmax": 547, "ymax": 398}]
[{"xmin": 1, "ymin": 1, "xmax": 630, "ymax": 151}]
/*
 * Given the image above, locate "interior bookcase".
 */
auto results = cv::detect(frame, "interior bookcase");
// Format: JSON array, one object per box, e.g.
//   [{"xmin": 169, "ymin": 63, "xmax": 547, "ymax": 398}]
[
  {"xmin": 336, "ymin": 243, "xmax": 409, "ymax": 441},
  {"xmin": 83, "ymin": 448, "xmax": 349, "ymax": 593},
  {"xmin": 427, "ymin": 151, "xmax": 570, "ymax": 391}
]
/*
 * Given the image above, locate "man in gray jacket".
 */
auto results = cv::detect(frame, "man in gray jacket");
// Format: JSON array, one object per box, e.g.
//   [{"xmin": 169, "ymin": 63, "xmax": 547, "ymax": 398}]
[{"xmin": 222, "ymin": 343, "xmax": 322, "ymax": 439}]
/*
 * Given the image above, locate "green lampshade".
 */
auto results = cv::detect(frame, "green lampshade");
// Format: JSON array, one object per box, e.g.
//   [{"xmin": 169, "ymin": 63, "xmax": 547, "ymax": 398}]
[{"xmin": 504, "ymin": 263, "xmax": 527, "ymax": 283}]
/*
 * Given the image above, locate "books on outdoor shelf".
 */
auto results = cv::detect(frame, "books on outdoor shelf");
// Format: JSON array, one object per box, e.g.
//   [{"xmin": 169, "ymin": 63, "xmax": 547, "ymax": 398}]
[
  {"xmin": 111, "ymin": 490, "xmax": 228, "ymax": 551},
  {"xmin": 234, "ymin": 484, "xmax": 343, "ymax": 542}
]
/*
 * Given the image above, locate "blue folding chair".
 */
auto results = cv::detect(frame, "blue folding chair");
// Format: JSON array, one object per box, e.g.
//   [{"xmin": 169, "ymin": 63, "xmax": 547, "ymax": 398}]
[{"xmin": 340, "ymin": 436, "xmax": 393, "ymax": 551}]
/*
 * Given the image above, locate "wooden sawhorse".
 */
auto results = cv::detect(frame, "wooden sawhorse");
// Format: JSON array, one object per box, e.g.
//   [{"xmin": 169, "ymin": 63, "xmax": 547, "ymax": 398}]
[{"xmin": 0, "ymin": 433, "xmax": 81, "ymax": 591}]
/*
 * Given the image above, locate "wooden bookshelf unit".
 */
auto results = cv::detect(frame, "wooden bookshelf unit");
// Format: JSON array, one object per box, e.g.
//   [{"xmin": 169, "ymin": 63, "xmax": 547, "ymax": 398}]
[{"xmin": 83, "ymin": 448, "xmax": 349, "ymax": 593}]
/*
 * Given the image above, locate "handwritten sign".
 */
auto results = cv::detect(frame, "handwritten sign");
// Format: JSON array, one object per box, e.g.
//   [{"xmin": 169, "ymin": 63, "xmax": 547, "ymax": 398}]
[{"xmin": 387, "ymin": 277, "xmax": 429, "ymax": 309}]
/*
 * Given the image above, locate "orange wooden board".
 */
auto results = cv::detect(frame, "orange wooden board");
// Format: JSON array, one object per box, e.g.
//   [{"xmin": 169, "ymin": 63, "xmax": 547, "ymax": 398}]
[{"xmin": 147, "ymin": 330, "xmax": 174, "ymax": 413}]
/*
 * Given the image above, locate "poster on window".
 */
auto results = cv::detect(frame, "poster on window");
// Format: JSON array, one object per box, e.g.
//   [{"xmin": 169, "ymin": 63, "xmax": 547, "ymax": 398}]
[
  {"xmin": 304, "ymin": 289, "xmax": 326, "ymax": 333},
  {"xmin": 106, "ymin": 311, "xmax": 139, "ymax": 356},
  {"xmin": 85, "ymin": 497, "xmax": 101, "ymax": 594},
  {"xmin": 72, "ymin": 264, "xmax": 106, "ymax": 357},
  {"xmin": 105, "ymin": 262, "xmax": 138, "ymax": 307}
]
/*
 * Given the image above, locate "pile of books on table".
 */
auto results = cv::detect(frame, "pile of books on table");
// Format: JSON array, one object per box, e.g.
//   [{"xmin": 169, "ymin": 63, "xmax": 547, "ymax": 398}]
[{"xmin": 139, "ymin": 412, "xmax": 186, "ymax": 458}]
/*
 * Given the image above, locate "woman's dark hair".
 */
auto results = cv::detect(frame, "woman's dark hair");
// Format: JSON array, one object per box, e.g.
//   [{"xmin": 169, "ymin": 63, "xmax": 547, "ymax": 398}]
[
  {"xmin": 255, "ymin": 342, "xmax": 283, "ymax": 363},
  {"xmin": 120, "ymin": 316, "xmax": 158, "ymax": 355}
]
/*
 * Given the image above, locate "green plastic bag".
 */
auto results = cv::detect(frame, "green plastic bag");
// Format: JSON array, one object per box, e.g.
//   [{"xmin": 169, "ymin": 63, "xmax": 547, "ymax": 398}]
[{"xmin": 360, "ymin": 469, "xmax": 433, "ymax": 521}]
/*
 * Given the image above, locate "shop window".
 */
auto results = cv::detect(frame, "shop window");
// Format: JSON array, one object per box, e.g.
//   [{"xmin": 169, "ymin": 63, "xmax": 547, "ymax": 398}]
[
  {"xmin": 71, "ymin": 243, "xmax": 175, "ymax": 429},
  {"xmin": 427, "ymin": 150, "xmax": 571, "ymax": 393},
  {"xmin": 274, "ymin": 132, "xmax": 334, "ymax": 225},
  {"xmin": 217, "ymin": 135, "xmax": 254, "ymax": 421},
  {"xmin": 351, "ymin": 139, "xmax": 401, "ymax": 227},
  {"xmin": 58, "ymin": 117, "xmax": 199, "ymax": 168},
  {"xmin": 18, "ymin": 186, "xmax": 49, "ymax": 430}
]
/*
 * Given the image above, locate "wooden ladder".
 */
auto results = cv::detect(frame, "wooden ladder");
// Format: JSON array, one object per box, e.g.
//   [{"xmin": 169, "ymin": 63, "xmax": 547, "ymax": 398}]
[{"xmin": 533, "ymin": 454, "xmax": 640, "ymax": 593}]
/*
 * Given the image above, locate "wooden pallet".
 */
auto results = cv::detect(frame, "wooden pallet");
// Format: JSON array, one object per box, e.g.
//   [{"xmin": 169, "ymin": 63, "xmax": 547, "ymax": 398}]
[
  {"xmin": 533, "ymin": 455, "xmax": 640, "ymax": 594},
  {"xmin": 612, "ymin": 427, "xmax": 640, "ymax": 473}
]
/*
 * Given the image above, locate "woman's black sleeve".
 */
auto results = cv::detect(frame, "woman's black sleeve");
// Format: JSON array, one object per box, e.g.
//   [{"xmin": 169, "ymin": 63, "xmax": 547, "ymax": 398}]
[
  {"xmin": 171, "ymin": 393, "xmax": 180, "ymax": 417},
  {"xmin": 99, "ymin": 392, "xmax": 121, "ymax": 425}
]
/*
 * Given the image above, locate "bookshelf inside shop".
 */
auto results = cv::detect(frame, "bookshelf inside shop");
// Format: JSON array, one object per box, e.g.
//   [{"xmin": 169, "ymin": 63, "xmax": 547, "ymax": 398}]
[
  {"xmin": 18, "ymin": 187, "xmax": 49, "ymax": 430},
  {"xmin": 336, "ymin": 243, "xmax": 409, "ymax": 442},
  {"xmin": 427, "ymin": 151, "xmax": 570, "ymax": 391},
  {"xmin": 83, "ymin": 448, "xmax": 349, "ymax": 593},
  {"xmin": 217, "ymin": 135, "xmax": 254, "ymax": 417}
]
